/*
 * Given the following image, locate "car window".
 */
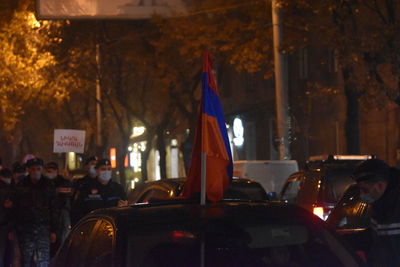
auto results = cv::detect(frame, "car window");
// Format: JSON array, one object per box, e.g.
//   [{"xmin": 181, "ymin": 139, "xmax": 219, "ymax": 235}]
[
  {"xmin": 127, "ymin": 215, "xmax": 360, "ymax": 267},
  {"xmin": 320, "ymin": 168, "xmax": 355, "ymax": 203},
  {"xmin": 327, "ymin": 186, "xmax": 372, "ymax": 229},
  {"xmin": 85, "ymin": 220, "xmax": 115, "ymax": 267},
  {"xmin": 138, "ymin": 188, "xmax": 171, "ymax": 203},
  {"xmin": 281, "ymin": 177, "xmax": 301, "ymax": 203},
  {"xmin": 64, "ymin": 220, "xmax": 98, "ymax": 266}
]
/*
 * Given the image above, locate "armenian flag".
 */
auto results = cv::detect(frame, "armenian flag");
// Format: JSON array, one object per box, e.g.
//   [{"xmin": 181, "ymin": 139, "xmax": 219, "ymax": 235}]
[{"xmin": 183, "ymin": 52, "xmax": 233, "ymax": 203}]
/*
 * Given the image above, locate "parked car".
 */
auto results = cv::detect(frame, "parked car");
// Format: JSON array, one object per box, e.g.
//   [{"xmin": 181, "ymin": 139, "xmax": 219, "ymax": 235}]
[
  {"xmin": 233, "ymin": 160, "xmax": 299, "ymax": 196},
  {"xmin": 128, "ymin": 177, "xmax": 269, "ymax": 204},
  {"xmin": 68, "ymin": 169, "xmax": 87, "ymax": 181},
  {"xmin": 51, "ymin": 200, "xmax": 365, "ymax": 267},
  {"xmin": 280, "ymin": 155, "xmax": 373, "ymax": 220}
]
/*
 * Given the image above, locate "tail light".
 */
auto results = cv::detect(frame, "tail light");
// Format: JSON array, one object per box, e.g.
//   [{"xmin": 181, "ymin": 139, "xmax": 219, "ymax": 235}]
[
  {"xmin": 170, "ymin": 231, "xmax": 195, "ymax": 242},
  {"xmin": 313, "ymin": 206, "xmax": 324, "ymax": 220}
]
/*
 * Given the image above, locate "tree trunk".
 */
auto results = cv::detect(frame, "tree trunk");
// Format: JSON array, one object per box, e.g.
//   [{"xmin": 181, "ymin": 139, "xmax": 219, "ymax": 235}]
[
  {"xmin": 343, "ymin": 68, "xmax": 360, "ymax": 154},
  {"xmin": 156, "ymin": 127, "xmax": 167, "ymax": 179},
  {"xmin": 141, "ymin": 130, "xmax": 154, "ymax": 181},
  {"xmin": 116, "ymin": 139, "xmax": 129, "ymax": 190}
]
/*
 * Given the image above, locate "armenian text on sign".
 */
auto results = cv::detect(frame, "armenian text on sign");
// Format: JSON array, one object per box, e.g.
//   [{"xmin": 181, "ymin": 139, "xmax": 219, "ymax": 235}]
[{"xmin": 54, "ymin": 129, "xmax": 86, "ymax": 153}]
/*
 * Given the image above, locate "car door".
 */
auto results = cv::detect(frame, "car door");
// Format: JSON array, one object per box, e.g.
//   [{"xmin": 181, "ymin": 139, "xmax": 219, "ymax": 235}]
[
  {"xmin": 51, "ymin": 218, "xmax": 116, "ymax": 267},
  {"xmin": 83, "ymin": 219, "xmax": 116, "ymax": 267},
  {"xmin": 51, "ymin": 219, "xmax": 98, "ymax": 267}
]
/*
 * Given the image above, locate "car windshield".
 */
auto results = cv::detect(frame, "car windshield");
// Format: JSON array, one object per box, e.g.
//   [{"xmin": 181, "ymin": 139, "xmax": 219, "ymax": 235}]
[
  {"xmin": 224, "ymin": 180, "xmax": 268, "ymax": 201},
  {"xmin": 320, "ymin": 168, "xmax": 355, "ymax": 203},
  {"xmin": 126, "ymin": 209, "xmax": 359, "ymax": 267},
  {"xmin": 280, "ymin": 179, "xmax": 301, "ymax": 203}
]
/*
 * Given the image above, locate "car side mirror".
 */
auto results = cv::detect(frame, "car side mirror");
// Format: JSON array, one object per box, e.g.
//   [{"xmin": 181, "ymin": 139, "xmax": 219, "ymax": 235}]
[{"xmin": 267, "ymin": 192, "xmax": 279, "ymax": 201}]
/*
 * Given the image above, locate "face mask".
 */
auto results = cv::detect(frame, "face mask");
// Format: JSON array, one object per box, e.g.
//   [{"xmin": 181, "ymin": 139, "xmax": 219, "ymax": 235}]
[
  {"xmin": 360, "ymin": 193, "xmax": 375, "ymax": 204},
  {"xmin": 98, "ymin": 170, "xmax": 112, "ymax": 182},
  {"xmin": 31, "ymin": 171, "xmax": 42, "ymax": 180},
  {"xmin": 46, "ymin": 173, "xmax": 57, "ymax": 179},
  {"xmin": 1, "ymin": 178, "xmax": 11, "ymax": 184},
  {"xmin": 89, "ymin": 165, "xmax": 97, "ymax": 178}
]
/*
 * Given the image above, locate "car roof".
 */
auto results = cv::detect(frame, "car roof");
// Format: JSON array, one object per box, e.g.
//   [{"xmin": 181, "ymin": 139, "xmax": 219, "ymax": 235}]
[
  {"xmin": 85, "ymin": 201, "xmax": 315, "ymax": 225},
  {"xmin": 137, "ymin": 177, "xmax": 258, "ymax": 186},
  {"xmin": 306, "ymin": 155, "xmax": 369, "ymax": 171}
]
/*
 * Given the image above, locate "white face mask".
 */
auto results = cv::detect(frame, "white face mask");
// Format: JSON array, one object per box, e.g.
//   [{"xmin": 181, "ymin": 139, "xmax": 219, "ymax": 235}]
[
  {"xmin": 89, "ymin": 165, "xmax": 97, "ymax": 178},
  {"xmin": 32, "ymin": 171, "xmax": 42, "ymax": 180},
  {"xmin": 360, "ymin": 193, "xmax": 375, "ymax": 204},
  {"xmin": 1, "ymin": 178, "xmax": 11, "ymax": 184},
  {"xmin": 98, "ymin": 170, "xmax": 112, "ymax": 182},
  {"xmin": 46, "ymin": 173, "xmax": 57, "ymax": 179}
]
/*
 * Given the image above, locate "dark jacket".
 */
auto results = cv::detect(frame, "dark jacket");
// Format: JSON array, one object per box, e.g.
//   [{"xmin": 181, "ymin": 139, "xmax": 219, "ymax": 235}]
[
  {"xmin": 369, "ymin": 176, "xmax": 400, "ymax": 266},
  {"xmin": 71, "ymin": 174, "xmax": 95, "ymax": 201},
  {"xmin": 51, "ymin": 175, "xmax": 73, "ymax": 231},
  {"xmin": 0, "ymin": 180, "xmax": 15, "ymax": 229},
  {"xmin": 14, "ymin": 175, "xmax": 56, "ymax": 233},
  {"xmin": 71, "ymin": 178, "xmax": 126, "ymax": 225}
]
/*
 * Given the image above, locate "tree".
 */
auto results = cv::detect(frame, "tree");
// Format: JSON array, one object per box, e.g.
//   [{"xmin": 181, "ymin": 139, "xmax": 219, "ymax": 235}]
[
  {"xmin": 282, "ymin": 0, "xmax": 400, "ymax": 153},
  {"xmin": 0, "ymin": 3, "xmax": 68, "ymax": 163}
]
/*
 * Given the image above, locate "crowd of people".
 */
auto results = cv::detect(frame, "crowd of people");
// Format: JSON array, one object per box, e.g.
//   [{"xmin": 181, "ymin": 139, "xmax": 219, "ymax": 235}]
[{"xmin": 0, "ymin": 156, "xmax": 127, "ymax": 267}]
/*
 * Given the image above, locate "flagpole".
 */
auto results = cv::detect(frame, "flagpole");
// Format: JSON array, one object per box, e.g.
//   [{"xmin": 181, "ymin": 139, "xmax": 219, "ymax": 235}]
[{"xmin": 200, "ymin": 152, "xmax": 207, "ymax": 205}]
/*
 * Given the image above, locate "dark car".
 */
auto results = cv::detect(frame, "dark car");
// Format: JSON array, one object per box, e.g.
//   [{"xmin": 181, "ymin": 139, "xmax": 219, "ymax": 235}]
[
  {"xmin": 128, "ymin": 177, "xmax": 269, "ymax": 204},
  {"xmin": 51, "ymin": 200, "xmax": 365, "ymax": 267},
  {"xmin": 280, "ymin": 155, "xmax": 373, "ymax": 220}
]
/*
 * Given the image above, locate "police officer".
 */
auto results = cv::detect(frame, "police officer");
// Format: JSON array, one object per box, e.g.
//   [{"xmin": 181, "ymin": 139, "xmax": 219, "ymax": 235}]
[
  {"xmin": 72, "ymin": 156, "xmax": 98, "ymax": 191},
  {"xmin": 0, "ymin": 168, "xmax": 15, "ymax": 267},
  {"xmin": 44, "ymin": 162, "xmax": 72, "ymax": 256},
  {"xmin": 352, "ymin": 158, "xmax": 400, "ymax": 266},
  {"xmin": 71, "ymin": 159, "xmax": 127, "ymax": 224},
  {"xmin": 70, "ymin": 156, "xmax": 98, "ymax": 225},
  {"xmin": 12, "ymin": 162, "xmax": 27, "ymax": 185},
  {"xmin": 14, "ymin": 158, "xmax": 56, "ymax": 267}
]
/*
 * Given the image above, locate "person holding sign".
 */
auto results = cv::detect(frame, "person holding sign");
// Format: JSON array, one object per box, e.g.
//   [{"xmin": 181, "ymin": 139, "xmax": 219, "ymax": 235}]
[{"xmin": 71, "ymin": 159, "xmax": 127, "ymax": 224}]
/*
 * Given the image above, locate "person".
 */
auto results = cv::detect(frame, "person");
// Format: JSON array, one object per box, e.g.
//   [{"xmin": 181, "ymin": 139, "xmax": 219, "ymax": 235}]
[
  {"xmin": 352, "ymin": 158, "xmax": 400, "ymax": 266},
  {"xmin": 12, "ymin": 162, "xmax": 27, "ymax": 185},
  {"xmin": 70, "ymin": 156, "xmax": 98, "ymax": 225},
  {"xmin": 14, "ymin": 158, "xmax": 56, "ymax": 267},
  {"xmin": 0, "ymin": 168, "xmax": 15, "ymax": 267},
  {"xmin": 44, "ymin": 162, "xmax": 72, "ymax": 256},
  {"xmin": 71, "ymin": 159, "xmax": 127, "ymax": 224},
  {"xmin": 72, "ymin": 156, "xmax": 98, "ymax": 190}
]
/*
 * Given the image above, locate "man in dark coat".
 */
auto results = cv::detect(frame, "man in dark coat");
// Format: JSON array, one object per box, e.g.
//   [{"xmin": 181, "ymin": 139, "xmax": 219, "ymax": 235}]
[
  {"xmin": 0, "ymin": 168, "xmax": 15, "ymax": 267},
  {"xmin": 72, "ymin": 156, "xmax": 98, "ymax": 192},
  {"xmin": 12, "ymin": 162, "xmax": 27, "ymax": 186},
  {"xmin": 70, "ymin": 156, "xmax": 98, "ymax": 225},
  {"xmin": 353, "ymin": 158, "xmax": 400, "ymax": 266},
  {"xmin": 14, "ymin": 158, "xmax": 56, "ymax": 267},
  {"xmin": 71, "ymin": 159, "xmax": 127, "ymax": 224},
  {"xmin": 44, "ymin": 161, "xmax": 72, "ymax": 256}
]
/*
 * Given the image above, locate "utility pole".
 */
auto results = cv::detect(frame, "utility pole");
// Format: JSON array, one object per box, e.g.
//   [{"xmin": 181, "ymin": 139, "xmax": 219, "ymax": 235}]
[{"xmin": 271, "ymin": 0, "xmax": 290, "ymax": 160}]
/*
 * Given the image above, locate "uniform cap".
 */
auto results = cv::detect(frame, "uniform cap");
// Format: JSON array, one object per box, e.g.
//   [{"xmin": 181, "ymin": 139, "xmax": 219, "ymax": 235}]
[
  {"xmin": 96, "ymin": 159, "xmax": 111, "ymax": 168},
  {"xmin": 26, "ymin": 158, "xmax": 44, "ymax": 168},
  {"xmin": 85, "ymin": 156, "xmax": 98, "ymax": 165},
  {"xmin": 45, "ymin": 161, "xmax": 58, "ymax": 170},
  {"xmin": 352, "ymin": 159, "xmax": 390, "ymax": 182},
  {"xmin": 12, "ymin": 162, "xmax": 26, "ymax": 173}
]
